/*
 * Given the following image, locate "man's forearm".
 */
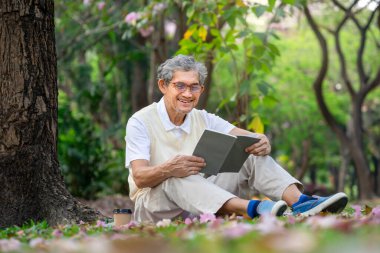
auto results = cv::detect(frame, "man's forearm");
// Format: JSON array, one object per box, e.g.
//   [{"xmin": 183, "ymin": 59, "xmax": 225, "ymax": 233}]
[{"xmin": 131, "ymin": 161, "xmax": 172, "ymax": 188}]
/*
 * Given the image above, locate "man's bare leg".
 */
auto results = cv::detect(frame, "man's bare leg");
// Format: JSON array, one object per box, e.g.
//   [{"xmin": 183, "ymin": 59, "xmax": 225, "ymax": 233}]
[
  {"xmin": 219, "ymin": 197, "xmax": 249, "ymax": 215},
  {"xmin": 282, "ymin": 184, "xmax": 302, "ymax": 206}
]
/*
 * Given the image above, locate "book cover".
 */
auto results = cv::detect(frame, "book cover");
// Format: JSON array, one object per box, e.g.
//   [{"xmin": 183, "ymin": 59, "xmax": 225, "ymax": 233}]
[{"xmin": 192, "ymin": 129, "xmax": 260, "ymax": 175}]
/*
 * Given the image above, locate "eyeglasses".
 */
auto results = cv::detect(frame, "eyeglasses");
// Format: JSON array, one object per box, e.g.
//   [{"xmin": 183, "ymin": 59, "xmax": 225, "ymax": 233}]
[{"xmin": 170, "ymin": 82, "xmax": 203, "ymax": 94}]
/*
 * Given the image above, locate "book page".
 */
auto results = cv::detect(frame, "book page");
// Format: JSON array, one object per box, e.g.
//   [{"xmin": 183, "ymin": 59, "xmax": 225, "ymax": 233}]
[
  {"xmin": 219, "ymin": 135, "xmax": 260, "ymax": 173},
  {"xmin": 192, "ymin": 129, "xmax": 236, "ymax": 175}
]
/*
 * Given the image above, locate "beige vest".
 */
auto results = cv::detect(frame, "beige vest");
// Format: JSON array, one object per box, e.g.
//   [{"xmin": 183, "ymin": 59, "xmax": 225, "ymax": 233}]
[{"xmin": 128, "ymin": 103, "xmax": 206, "ymax": 201}]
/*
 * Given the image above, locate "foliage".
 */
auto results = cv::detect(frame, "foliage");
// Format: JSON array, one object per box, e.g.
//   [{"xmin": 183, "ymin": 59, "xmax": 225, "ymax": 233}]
[
  {"xmin": 1, "ymin": 205, "xmax": 380, "ymax": 253},
  {"xmin": 56, "ymin": 0, "xmax": 136, "ymax": 198},
  {"xmin": 54, "ymin": 0, "xmax": 379, "ymax": 199},
  {"xmin": 58, "ymin": 91, "xmax": 128, "ymax": 199},
  {"xmin": 210, "ymin": 3, "xmax": 380, "ymax": 196},
  {"xmin": 54, "ymin": 0, "xmax": 297, "ymax": 198},
  {"xmin": 178, "ymin": 0, "xmax": 295, "ymax": 127}
]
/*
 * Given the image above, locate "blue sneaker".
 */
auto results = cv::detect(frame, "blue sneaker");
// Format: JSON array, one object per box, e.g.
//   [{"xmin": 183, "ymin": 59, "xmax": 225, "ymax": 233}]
[
  {"xmin": 292, "ymin": 192, "xmax": 348, "ymax": 216},
  {"xmin": 257, "ymin": 200, "xmax": 288, "ymax": 217}
]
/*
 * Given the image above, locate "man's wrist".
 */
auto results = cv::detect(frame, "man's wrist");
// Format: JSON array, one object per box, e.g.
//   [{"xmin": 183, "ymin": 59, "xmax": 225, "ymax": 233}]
[{"xmin": 156, "ymin": 163, "xmax": 172, "ymax": 181}]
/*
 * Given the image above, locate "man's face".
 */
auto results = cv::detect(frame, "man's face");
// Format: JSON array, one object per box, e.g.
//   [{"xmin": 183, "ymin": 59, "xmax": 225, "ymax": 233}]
[{"xmin": 159, "ymin": 70, "xmax": 204, "ymax": 120}]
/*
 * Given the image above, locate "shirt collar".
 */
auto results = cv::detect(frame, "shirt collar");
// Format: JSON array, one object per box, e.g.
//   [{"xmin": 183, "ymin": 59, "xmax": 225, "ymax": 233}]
[{"xmin": 157, "ymin": 97, "xmax": 191, "ymax": 134}]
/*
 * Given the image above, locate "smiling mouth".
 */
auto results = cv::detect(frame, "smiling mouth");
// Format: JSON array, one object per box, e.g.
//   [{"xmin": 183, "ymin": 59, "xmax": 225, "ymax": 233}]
[{"xmin": 178, "ymin": 98, "xmax": 192, "ymax": 104}]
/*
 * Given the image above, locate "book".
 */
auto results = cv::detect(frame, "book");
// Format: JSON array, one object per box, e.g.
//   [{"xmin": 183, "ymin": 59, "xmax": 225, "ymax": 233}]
[{"xmin": 192, "ymin": 129, "xmax": 260, "ymax": 175}]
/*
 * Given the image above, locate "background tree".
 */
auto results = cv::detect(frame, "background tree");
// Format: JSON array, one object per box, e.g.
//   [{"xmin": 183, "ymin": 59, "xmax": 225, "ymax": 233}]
[
  {"xmin": 303, "ymin": 0, "xmax": 380, "ymax": 199},
  {"xmin": 0, "ymin": 0, "xmax": 98, "ymax": 227}
]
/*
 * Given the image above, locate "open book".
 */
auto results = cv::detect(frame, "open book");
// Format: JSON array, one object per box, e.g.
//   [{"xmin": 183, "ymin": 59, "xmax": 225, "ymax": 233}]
[{"xmin": 192, "ymin": 129, "xmax": 260, "ymax": 175}]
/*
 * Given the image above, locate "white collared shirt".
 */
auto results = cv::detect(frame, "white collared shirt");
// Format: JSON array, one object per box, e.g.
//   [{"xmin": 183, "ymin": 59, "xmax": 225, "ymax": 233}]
[{"xmin": 125, "ymin": 98, "xmax": 235, "ymax": 167}]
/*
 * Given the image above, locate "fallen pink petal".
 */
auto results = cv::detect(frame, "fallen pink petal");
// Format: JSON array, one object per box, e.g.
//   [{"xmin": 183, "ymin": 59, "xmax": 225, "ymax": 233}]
[
  {"xmin": 96, "ymin": 220, "xmax": 107, "ymax": 228},
  {"xmin": 0, "ymin": 238, "xmax": 21, "ymax": 252},
  {"xmin": 254, "ymin": 214, "xmax": 285, "ymax": 234},
  {"xmin": 223, "ymin": 222, "xmax": 253, "ymax": 238},
  {"xmin": 184, "ymin": 217, "xmax": 193, "ymax": 225},
  {"xmin": 199, "ymin": 213, "xmax": 217, "ymax": 223},
  {"xmin": 351, "ymin": 204, "xmax": 362, "ymax": 219}
]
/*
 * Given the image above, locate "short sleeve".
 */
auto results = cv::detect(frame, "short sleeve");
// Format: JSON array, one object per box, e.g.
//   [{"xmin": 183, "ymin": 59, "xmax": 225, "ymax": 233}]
[
  {"xmin": 200, "ymin": 110, "xmax": 235, "ymax": 133},
  {"xmin": 125, "ymin": 116, "xmax": 150, "ymax": 168}
]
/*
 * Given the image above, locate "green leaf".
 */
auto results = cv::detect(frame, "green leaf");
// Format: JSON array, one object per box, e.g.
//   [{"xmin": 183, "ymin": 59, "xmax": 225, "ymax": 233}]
[
  {"xmin": 282, "ymin": 0, "xmax": 295, "ymax": 4},
  {"xmin": 268, "ymin": 0, "xmax": 276, "ymax": 11},
  {"xmin": 262, "ymin": 94, "xmax": 279, "ymax": 108},
  {"xmin": 268, "ymin": 43, "xmax": 281, "ymax": 56},
  {"xmin": 186, "ymin": 5, "xmax": 195, "ymax": 19},
  {"xmin": 257, "ymin": 82, "xmax": 269, "ymax": 95},
  {"xmin": 239, "ymin": 79, "xmax": 251, "ymax": 95},
  {"xmin": 253, "ymin": 5, "xmax": 268, "ymax": 17},
  {"xmin": 237, "ymin": 29, "xmax": 250, "ymax": 38}
]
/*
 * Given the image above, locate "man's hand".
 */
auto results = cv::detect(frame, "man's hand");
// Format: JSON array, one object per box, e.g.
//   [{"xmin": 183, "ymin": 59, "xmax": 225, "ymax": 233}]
[
  {"xmin": 244, "ymin": 133, "xmax": 271, "ymax": 156},
  {"xmin": 165, "ymin": 155, "xmax": 206, "ymax": 178},
  {"xmin": 229, "ymin": 127, "xmax": 272, "ymax": 156}
]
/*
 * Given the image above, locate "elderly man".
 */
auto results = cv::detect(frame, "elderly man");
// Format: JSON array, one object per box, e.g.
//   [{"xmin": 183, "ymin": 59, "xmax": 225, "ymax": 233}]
[{"xmin": 125, "ymin": 55, "xmax": 347, "ymax": 223}]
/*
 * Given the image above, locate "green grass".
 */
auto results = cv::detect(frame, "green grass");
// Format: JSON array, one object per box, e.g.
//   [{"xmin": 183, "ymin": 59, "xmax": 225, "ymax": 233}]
[{"xmin": 1, "ymin": 204, "xmax": 380, "ymax": 253}]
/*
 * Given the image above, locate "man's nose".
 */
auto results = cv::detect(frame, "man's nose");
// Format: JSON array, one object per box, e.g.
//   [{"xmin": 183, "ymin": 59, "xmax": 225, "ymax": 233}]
[{"xmin": 182, "ymin": 87, "xmax": 193, "ymax": 96}]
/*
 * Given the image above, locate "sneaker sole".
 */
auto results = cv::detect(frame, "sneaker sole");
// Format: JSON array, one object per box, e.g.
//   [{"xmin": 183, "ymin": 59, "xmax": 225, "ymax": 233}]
[
  {"xmin": 271, "ymin": 200, "xmax": 288, "ymax": 216},
  {"xmin": 300, "ymin": 192, "xmax": 348, "ymax": 216}
]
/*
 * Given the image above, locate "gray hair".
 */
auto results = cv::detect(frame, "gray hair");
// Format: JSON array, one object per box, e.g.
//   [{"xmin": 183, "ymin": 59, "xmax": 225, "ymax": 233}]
[{"xmin": 157, "ymin": 55, "xmax": 208, "ymax": 85}]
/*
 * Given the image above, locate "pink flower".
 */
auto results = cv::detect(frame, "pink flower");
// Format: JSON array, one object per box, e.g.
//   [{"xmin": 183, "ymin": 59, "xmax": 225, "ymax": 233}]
[
  {"xmin": 153, "ymin": 3, "xmax": 167, "ymax": 14},
  {"xmin": 199, "ymin": 213, "xmax": 216, "ymax": 223},
  {"xmin": 351, "ymin": 205, "xmax": 362, "ymax": 219},
  {"xmin": 79, "ymin": 220, "xmax": 85, "ymax": 225},
  {"xmin": 287, "ymin": 215, "xmax": 296, "ymax": 225},
  {"xmin": 0, "ymin": 238, "xmax": 21, "ymax": 252},
  {"xmin": 117, "ymin": 220, "xmax": 139, "ymax": 230},
  {"xmin": 83, "ymin": 0, "xmax": 91, "ymax": 6},
  {"xmin": 52, "ymin": 229, "xmax": 63, "ymax": 237},
  {"xmin": 165, "ymin": 21, "xmax": 177, "ymax": 38},
  {"xmin": 16, "ymin": 230, "xmax": 25, "ymax": 236},
  {"xmin": 306, "ymin": 215, "xmax": 341, "ymax": 230},
  {"xmin": 184, "ymin": 218, "xmax": 193, "ymax": 225},
  {"xmin": 371, "ymin": 206, "xmax": 380, "ymax": 218},
  {"xmin": 125, "ymin": 12, "xmax": 140, "ymax": 25},
  {"xmin": 96, "ymin": 220, "xmax": 107, "ymax": 228},
  {"xmin": 209, "ymin": 218, "xmax": 224, "ymax": 229},
  {"xmin": 139, "ymin": 26, "xmax": 154, "ymax": 38},
  {"xmin": 255, "ymin": 214, "xmax": 284, "ymax": 234},
  {"xmin": 97, "ymin": 1, "xmax": 105, "ymax": 10},
  {"xmin": 223, "ymin": 222, "xmax": 253, "ymax": 238}
]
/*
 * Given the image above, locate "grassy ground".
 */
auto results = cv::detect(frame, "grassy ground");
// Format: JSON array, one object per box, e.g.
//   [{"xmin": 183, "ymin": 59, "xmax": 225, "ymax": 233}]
[{"xmin": 1, "ymin": 203, "xmax": 379, "ymax": 253}]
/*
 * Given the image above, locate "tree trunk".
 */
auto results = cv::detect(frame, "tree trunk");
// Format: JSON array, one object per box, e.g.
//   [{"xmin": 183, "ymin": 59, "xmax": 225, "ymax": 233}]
[
  {"xmin": 0, "ymin": 0, "xmax": 99, "ymax": 227},
  {"xmin": 131, "ymin": 59, "xmax": 148, "ymax": 112},
  {"xmin": 338, "ymin": 145, "xmax": 350, "ymax": 192},
  {"xmin": 303, "ymin": 4, "xmax": 378, "ymax": 200},
  {"xmin": 295, "ymin": 139, "xmax": 311, "ymax": 181},
  {"xmin": 198, "ymin": 51, "xmax": 215, "ymax": 109}
]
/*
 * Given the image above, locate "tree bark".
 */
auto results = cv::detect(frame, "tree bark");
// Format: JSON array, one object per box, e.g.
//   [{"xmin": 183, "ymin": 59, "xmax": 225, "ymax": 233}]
[
  {"xmin": 131, "ymin": 59, "xmax": 148, "ymax": 112},
  {"xmin": 338, "ymin": 145, "xmax": 350, "ymax": 192},
  {"xmin": 295, "ymin": 139, "xmax": 311, "ymax": 181},
  {"xmin": 0, "ymin": 0, "xmax": 99, "ymax": 227}
]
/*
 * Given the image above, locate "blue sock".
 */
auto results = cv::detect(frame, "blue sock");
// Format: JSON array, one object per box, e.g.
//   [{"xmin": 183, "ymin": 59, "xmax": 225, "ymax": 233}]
[
  {"xmin": 247, "ymin": 200, "xmax": 261, "ymax": 218},
  {"xmin": 292, "ymin": 194, "xmax": 311, "ymax": 208}
]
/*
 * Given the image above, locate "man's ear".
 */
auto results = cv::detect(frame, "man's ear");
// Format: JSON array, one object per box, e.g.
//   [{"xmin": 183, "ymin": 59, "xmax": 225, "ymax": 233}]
[{"xmin": 157, "ymin": 79, "xmax": 168, "ymax": 94}]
